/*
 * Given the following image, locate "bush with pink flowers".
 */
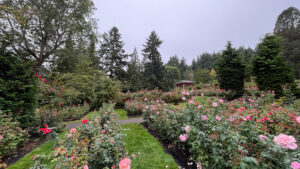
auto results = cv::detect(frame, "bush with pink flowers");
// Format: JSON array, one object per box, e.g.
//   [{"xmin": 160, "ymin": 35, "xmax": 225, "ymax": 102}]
[{"xmin": 143, "ymin": 93, "xmax": 300, "ymax": 168}]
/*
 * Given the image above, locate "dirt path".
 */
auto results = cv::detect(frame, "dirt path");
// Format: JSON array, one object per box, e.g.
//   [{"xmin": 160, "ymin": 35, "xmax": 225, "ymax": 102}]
[{"xmin": 65, "ymin": 118, "xmax": 144, "ymax": 129}]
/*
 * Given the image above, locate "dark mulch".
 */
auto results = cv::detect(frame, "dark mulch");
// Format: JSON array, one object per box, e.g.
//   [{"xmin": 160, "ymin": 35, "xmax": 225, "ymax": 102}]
[
  {"xmin": 141, "ymin": 122, "xmax": 197, "ymax": 169},
  {"xmin": 3, "ymin": 137, "xmax": 47, "ymax": 167}
]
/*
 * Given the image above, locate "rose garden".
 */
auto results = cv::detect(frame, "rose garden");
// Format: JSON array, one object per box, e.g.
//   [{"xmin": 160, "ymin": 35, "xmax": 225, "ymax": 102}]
[{"xmin": 1, "ymin": 1, "xmax": 300, "ymax": 169}]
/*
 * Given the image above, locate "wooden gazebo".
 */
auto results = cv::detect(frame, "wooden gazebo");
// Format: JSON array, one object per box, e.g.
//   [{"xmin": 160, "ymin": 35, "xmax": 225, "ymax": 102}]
[{"xmin": 175, "ymin": 80, "xmax": 194, "ymax": 90}]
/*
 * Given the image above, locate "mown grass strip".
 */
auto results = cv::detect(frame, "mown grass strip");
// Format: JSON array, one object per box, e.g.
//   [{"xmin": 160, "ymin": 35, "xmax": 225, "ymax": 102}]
[
  {"xmin": 116, "ymin": 109, "xmax": 128, "ymax": 120},
  {"xmin": 121, "ymin": 123, "xmax": 178, "ymax": 169}
]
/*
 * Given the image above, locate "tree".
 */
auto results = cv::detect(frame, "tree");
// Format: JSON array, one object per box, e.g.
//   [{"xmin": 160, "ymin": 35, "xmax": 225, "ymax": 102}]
[
  {"xmin": 274, "ymin": 7, "xmax": 300, "ymax": 78},
  {"xmin": 194, "ymin": 69, "xmax": 211, "ymax": 83},
  {"xmin": 126, "ymin": 48, "xmax": 143, "ymax": 91},
  {"xmin": 142, "ymin": 31, "xmax": 166, "ymax": 90},
  {"xmin": 179, "ymin": 57, "xmax": 188, "ymax": 79},
  {"xmin": 210, "ymin": 68, "xmax": 217, "ymax": 81},
  {"xmin": 237, "ymin": 46, "xmax": 256, "ymax": 82},
  {"xmin": 165, "ymin": 65, "xmax": 181, "ymax": 90},
  {"xmin": 252, "ymin": 34, "xmax": 296, "ymax": 98},
  {"xmin": 0, "ymin": 50, "xmax": 37, "ymax": 128},
  {"xmin": 216, "ymin": 42, "xmax": 245, "ymax": 99},
  {"xmin": 0, "ymin": 0, "xmax": 95, "ymax": 72},
  {"xmin": 99, "ymin": 27, "xmax": 128, "ymax": 80},
  {"xmin": 167, "ymin": 55, "xmax": 180, "ymax": 67}
]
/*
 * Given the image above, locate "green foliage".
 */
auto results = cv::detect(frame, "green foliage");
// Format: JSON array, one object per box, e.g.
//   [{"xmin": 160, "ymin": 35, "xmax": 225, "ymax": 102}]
[
  {"xmin": 142, "ymin": 31, "xmax": 166, "ymax": 90},
  {"xmin": 274, "ymin": 7, "xmax": 300, "ymax": 78},
  {"xmin": 216, "ymin": 42, "xmax": 245, "ymax": 99},
  {"xmin": 54, "ymin": 72, "xmax": 120, "ymax": 109},
  {"xmin": 1, "ymin": 0, "xmax": 95, "ymax": 71},
  {"xmin": 194, "ymin": 69, "xmax": 211, "ymax": 84},
  {"xmin": 0, "ymin": 111, "xmax": 28, "ymax": 159},
  {"xmin": 99, "ymin": 27, "xmax": 128, "ymax": 80},
  {"xmin": 124, "ymin": 100, "xmax": 144, "ymax": 116},
  {"xmin": 252, "ymin": 34, "xmax": 295, "ymax": 98},
  {"xmin": 125, "ymin": 48, "xmax": 143, "ymax": 92},
  {"xmin": 165, "ymin": 65, "xmax": 181, "ymax": 90},
  {"xmin": 0, "ymin": 53, "xmax": 37, "ymax": 128}
]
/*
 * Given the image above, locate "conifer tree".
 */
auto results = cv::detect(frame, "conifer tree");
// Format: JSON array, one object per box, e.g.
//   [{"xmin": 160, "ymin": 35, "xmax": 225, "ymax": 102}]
[
  {"xmin": 99, "ymin": 27, "xmax": 128, "ymax": 80},
  {"xmin": 252, "ymin": 34, "xmax": 296, "ymax": 98},
  {"xmin": 217, "ymin": 42, "xmax": 245, "ymax": 99},
  {"xmin": 142, "ymin": 31, "xmax": 166, "ymax": 90}
]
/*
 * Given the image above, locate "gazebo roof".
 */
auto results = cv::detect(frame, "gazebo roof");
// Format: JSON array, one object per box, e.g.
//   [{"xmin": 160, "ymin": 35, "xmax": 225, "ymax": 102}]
[{"xmin": 175, "ymin": 80, "xmax": 195, "ymax": 85}]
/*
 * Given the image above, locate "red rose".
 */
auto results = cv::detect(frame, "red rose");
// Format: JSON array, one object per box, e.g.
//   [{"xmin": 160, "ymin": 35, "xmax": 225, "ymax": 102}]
[
  {"xmin": 82, "ymin": 119, "xmax": 88, "ymax": 124},
  {"xmin": 43, "ymin": 78, "xmax": 47, "ymax": 82},
  {"xmin": 59, "ymin": 102, "xmax": 63, "ymax": 106},
  {"xmin": 45, "ymin": 124, "xmax": 48, "ymax": 128}
]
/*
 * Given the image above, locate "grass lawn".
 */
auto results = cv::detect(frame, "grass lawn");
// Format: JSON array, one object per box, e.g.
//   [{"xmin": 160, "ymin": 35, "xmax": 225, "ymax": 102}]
[
  {"xmin": 8, "ymin": 132, "xmax": 66, "ymax": 169},
  {"xmin": 121, "ymin": 123, "xmax": 178, "ymax": 169},
  {"xmin": 116, "ymin": 109, "xmax": 128, "ymax": 120}
]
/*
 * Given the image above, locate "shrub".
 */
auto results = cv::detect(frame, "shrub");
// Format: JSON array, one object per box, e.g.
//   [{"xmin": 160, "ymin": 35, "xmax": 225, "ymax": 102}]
[
  {"xmin": 124, "ymin": 100, "xmax": 144, "ymax": 116},
  {"xmin": 161, "ymin": 92, "xmax": 182, "ymax": 104},
  {"xmin": 0, "ymin": 111, "xmax": 28, "ymax": 159},
  {"xmin": 0, "ymin": 53, "xmax": 37, "ymax": 128},
  {"xmin": 32, "ymin": 104, "xmax": 125, "ymax": 169},
  {"xmin": 53, "ymin": 72, "xmax": 120, "ymax": 109}
]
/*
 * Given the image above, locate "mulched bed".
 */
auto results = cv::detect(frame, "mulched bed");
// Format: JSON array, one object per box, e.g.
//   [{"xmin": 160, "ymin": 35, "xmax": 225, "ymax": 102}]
[
  {"xmin": 141, "ymin": 122, "xmax": 197, "ymax": 169},
  {"xmin": 2, "ymin": 137, "xmax": 47, "ymax": 167}
]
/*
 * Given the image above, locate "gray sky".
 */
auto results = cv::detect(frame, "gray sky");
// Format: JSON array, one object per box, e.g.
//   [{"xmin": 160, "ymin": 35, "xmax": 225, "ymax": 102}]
[{"xmin": 93, "ymin": 0, "xmax": 300, "ymax": 64}]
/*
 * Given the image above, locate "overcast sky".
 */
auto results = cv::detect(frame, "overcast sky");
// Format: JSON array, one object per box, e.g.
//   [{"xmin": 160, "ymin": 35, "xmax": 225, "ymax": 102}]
[{"xmin": 93, "ymin": 0, "xmax": 300, "ymax": 64}]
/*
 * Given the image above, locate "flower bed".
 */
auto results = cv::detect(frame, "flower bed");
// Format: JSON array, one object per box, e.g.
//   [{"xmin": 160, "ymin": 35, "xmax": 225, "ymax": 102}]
[
  {"xmin": 32, "ymin": 104, "xmax": 131, "ymax": 169},
  {"xmin": 143, "ymin": 93, "xmax": 300, "ymax": 169}
]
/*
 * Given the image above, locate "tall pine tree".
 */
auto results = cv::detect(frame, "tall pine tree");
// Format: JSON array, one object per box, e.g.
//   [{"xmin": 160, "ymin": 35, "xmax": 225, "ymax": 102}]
[
  {"xmin": 126, "ymin": 48, "xmax": 143, "ymax": 91},
  {"xmin": 142, "ymin": 31, "xmax": 166, "ymax": 90},
  {"xmin": 217, "ymin": 42, "xmax": 245, "ymax": 99},
  {"xmin": 99, "ymin": 27, "xmax": 128, "ymax": 80}
]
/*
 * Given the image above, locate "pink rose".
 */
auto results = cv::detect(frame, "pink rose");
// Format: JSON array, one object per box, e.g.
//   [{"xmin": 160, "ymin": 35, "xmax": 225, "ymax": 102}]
[
  {"xmin": 291, "ymin": 161, "xmax": 300, "ymax": 169},
  {"xmin": 83, "ymin": 164, "xmax": 88, "ymax": 169},
  {"xmin": 216, "ymin": 115, "xmax": 221, "ymax": 121},
  {"xmin": 219, "ymin": 99, "xmax": 224, "ymax": 103},
  {"xmin": 119, "ymin": 158, "xmax": 131, "ymax": 169},
  {"xmin": 296, "ymin": 116, "xmax": 300, "ymax": 124},
  {"xmin": 0, "ymin": 135, "xmax": 3, "ymax": 140},
  {"xmin": 67, "ymin": 134, "xmax": 72, "ymax": 138},
  {"xmin": 212, "ymin": 102, "xmax": 218, "ymax": 107},
  {"xmin": 156, "ymin": 111, "xmax": 160, "ymax": 115},
  {"xmin": 201, "ymin": 115, "xmax": 207, "ymax": 121},
  {"xmin": 274, "ymin": 134, "xmax": 298, "ymax": 150},
  {"xmin": 182, "ymin": 97, "xmax": 186, "ymax": 101},
  {"xmin": 185, "ymin": 125, "xmax": 190, "ymax": 132},
  {"xmin": 228, "ymin": 118, "xmax": 233, "ymax": 122},
  {"xmin": 259, "ymin": 135, "xmax": 267, "ymax": 141},
  {"xmin": 70, "ymin": 128, "xmax": 76, "ymax": 134},
  {"xmin": 179, "ymin": 134, "xmax": 187, "ymax": 142},
  {"xmin": 110, "ymin": 138, "xmax": 114, "ymax": 144},
  {"xmin": 181, "ymin": 91, "xmax": 186, "ymax": 95},
  {"xmin": 197, "ymin": 105, "xmax": 203, "ymax": 109}
]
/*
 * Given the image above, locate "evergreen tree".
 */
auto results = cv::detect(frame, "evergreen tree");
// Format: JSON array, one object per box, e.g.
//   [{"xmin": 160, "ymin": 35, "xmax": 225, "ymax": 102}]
[
  {"xmin": 216, "ymin": 42, "xmax": 245, "ymax": 99},
  {"xmin": 252, "ymin": 34, "xmax": 296, "ymax": 98},
  {"xmin": 274, "ymin": 7, "xmax": 300, "ymax": 78},
  {"xmin": 167, "ymin": 55, "xmax": 180, "ymax": 67},
  {"xmin": 0, "ymin": 51, "xmax": 37, "ymax": 128},
  {"xmin": 99, "ymin": 27, "xmax": 128, "ymax": 80},
  {"xmin": 165, "ymin": 65, "xmax": 181, "ymax": 90},
  {"xmin": 179, "ymin": 57, "xmax": 188, "ymax": 79},
  {"xmin": 142, "ymin": 31, "xmax": 166, "ymax": 90},
  {"xmin": 126, "ymin": 48, "xmax": 143, "ymax": 91}
]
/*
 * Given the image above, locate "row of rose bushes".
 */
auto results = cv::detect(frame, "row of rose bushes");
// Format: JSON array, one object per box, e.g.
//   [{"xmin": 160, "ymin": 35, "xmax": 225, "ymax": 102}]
[
  {"xmin": 142, "ymin": 93, "xmax": 300, "ymax": 169},
  {"xmin": 31, "ymin": 104, "xmax": 131, "ymax": 169}
]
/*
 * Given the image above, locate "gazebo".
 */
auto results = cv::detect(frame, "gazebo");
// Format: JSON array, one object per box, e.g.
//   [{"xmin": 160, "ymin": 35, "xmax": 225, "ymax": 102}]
[{"xmin": 175, "ymin": 80, "xmax": 194, "ymax": 90}]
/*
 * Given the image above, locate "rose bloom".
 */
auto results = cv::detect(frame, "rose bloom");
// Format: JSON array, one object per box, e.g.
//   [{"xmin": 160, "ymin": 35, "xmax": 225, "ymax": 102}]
[
  {"xmin": 0, "ymin": 135, "xmax": 3, "ymax": 140},
  {"xmin": 197, "ymin": 105, "xmax": 203, "ymax": 109},
  {"xmin": 181, "ymin": 97, "xmax": 186, "ymax": 101},
  {"xmin": 82, "ymin": 119, "xmax": 88, "ymax": 124},
  {"xmin": 216, "ymin": 115, "xmax": 221, "ymax": 121},
  {"xmin": 219, "ymin": 99, "xmax": 224, "ymax": 103},
  {"xmin": 296, "ymin": 116, "xmax": 300, "ymax": 124},
  {"xmin": 291, "ymin": 161, "xmax": 300, "ymax": 169},
  {"xmin": 83, "ymin": 164, "xmax": 88, "ymax": 169},
  {"xmin": 110, "ymin": 138, "xmax": 114, "ymax": 144},
  {"xmin": 201, "ymin": 115, "xmax": 207, "ymax": 121},
  {"xmin": 212, "ymin": 102, "xmax": 218, "ymax": 107},
  {"xmin": 179, "ymin": 134, "xmax": 187, "ymax": 142},
  {"xmin": 185, "ymin": 125, "xmax": 190, "ymax": 132},
  {"xmin": 67, "ymin": 134, "xmax": 72, "ymax": 138},
  {"xmin": 259, "ymin": 135, "xmax": 267, "ymax": 141},
  {"xmin": 119, "ymin": 158, "xmax": 131, "ymax": 169},
  {"xmin": 274, "ymin": 134, "xmax": 298, "ymax": 150},
  {"xmin": 228, "ymin": 118, "xmax": 233, "ymax": 122},
  {"xmin": 70, "ymin": 128, "xmax": 76, "ymax": 134}
]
